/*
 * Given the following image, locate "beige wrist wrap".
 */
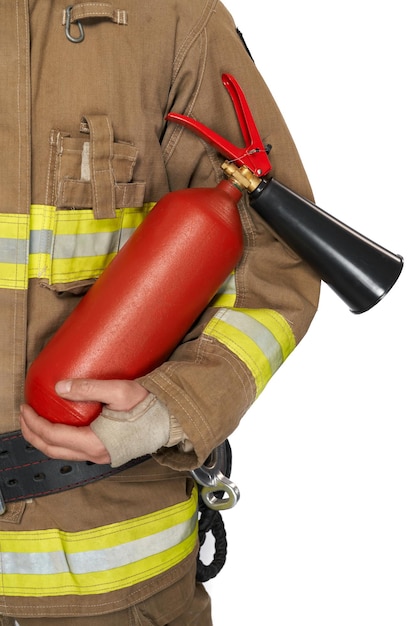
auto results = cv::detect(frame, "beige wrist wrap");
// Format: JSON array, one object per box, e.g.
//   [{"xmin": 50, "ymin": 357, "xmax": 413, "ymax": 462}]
[{"xmin": 91, "ymin": 393, "xmax": 185, "ymax": 467}]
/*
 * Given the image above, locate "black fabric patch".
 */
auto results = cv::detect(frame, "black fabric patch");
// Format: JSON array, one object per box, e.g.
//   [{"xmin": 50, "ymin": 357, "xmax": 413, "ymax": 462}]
[{"xmin": 236, "ymin": 28, "xmax": 254, "ymax": 61}]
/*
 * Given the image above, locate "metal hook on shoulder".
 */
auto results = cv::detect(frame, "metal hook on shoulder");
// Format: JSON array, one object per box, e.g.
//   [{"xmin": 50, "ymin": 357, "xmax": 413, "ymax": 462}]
[{"xmin": 65, "ymin": 6, "xmax": 85, "ymax": 43}]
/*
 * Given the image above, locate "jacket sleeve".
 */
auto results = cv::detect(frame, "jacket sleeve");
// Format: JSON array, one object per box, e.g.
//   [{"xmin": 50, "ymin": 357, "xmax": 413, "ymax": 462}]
[{"xmin": 138, "ymin": 2, "xmax": 321, "ymax": 470}]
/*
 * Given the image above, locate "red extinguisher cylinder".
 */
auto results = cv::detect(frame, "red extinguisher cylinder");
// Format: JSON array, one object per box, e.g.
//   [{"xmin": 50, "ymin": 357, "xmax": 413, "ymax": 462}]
[{"xmin": 25, "ymin": 180, "xmax": 243, "ymax": 426}]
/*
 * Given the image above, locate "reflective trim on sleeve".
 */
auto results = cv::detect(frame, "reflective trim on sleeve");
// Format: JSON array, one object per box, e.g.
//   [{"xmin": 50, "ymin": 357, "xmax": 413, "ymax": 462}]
[
  {"xmin": 0, "ymin": 487, "xmax": 198, "ymax": 597},
  {"xmin": 209, "ymin": 272, "xmax": 237, "ymax": 308},
  {"xmin": 203, "ymin": 307, "xmax": 296, "ymax": 395},
  {"xmin": 0, "ymin": 204, "xmax": 155, "ymax": 289}
]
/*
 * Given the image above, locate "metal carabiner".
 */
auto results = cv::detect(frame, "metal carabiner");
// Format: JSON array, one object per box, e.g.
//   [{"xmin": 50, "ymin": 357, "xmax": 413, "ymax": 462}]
[
  {"xmin": 191, "ymin": 441, "xmax": 240, "ymax": 511},
  {"xmin": 65, "ymin": 6, "xmax": 85, "ymax": 43}
]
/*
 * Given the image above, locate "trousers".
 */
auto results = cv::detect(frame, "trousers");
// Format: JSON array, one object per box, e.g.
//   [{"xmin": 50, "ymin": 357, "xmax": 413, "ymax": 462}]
[{"xmin": 0, "ymin": 583, "xmax": 212, "ymax": 626}]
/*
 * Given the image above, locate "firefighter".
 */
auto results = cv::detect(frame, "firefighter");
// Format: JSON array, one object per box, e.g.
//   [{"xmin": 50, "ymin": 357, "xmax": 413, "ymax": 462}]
[{"xmin": 0, "ymin": 1, "xmax": 319, "ymax": 624}]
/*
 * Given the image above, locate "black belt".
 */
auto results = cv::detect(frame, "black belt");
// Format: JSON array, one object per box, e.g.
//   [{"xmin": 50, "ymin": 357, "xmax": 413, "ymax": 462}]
[{"xmin": 0, "ymin": 430, "xmax": 150, "ymax": 513}]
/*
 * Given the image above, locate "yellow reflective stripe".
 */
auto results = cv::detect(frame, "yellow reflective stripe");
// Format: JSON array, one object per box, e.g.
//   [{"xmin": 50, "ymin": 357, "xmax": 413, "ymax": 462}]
[
  {"xmin": 204, "ymin": 308, "xmax": 296, "ymax": 396},
  {"xmin": 41, "ymin": 253, "xmax": 119, "ymax": 283},
  {"xmin": 0, "ymin": 205, "xmax": 155, "ymax": 289},
  {"xmin": 0, "ymin": 487, "xmax": 198, "ymax": 597},
  {"xmin": 29, "ymin": 205, "xmax": 154, "ymax": 236},
  {"xmin": 210, "ymin": 272, "xmax": 237, "ymax": 308},
  {"xmin": 0, "ymin": 214, "xmax": 29, "ymax": 289},
  {"xmin": 0, "ymin": 264, "xmax": 28, "ymax": 290},
  {"xmin": 29, "ymin": 204, "xmax": 154, "ymax": 284},
  {"xmin": 0, "ymin": 214, "xmax": 29, "ymax": 240}
]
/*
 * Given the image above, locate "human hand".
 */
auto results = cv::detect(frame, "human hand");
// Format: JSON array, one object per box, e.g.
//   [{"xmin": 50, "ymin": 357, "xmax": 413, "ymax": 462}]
[{"xmin": 20, "ymin": 378, "xmax": 149, "ymax": 464}]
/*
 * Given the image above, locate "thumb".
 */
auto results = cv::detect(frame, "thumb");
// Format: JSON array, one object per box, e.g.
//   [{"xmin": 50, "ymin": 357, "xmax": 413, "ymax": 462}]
[{"xmin": 55, "ymin": 379, "xmax": 149, "ymax": 411}]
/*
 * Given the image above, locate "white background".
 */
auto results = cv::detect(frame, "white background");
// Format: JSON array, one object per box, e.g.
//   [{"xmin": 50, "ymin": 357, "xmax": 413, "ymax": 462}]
[{"xmin": 205, "ymin": 1, "xmax": 417, "ymax": 624}]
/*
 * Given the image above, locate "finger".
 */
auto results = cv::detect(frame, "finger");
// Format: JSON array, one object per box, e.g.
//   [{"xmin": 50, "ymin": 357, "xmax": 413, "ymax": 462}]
[
  {"xmin": 20, "ymin": 412, "xmax": 82, "ymax": 460},
  {"xmin": 20, "ymin": 405, "xmax": 85, "ymax": 458},
  {"xmin": 21, "ymin": 417, "xmax": 110, "ymax": 463},
  {"xmin": 20, "ymin": 405, "xmax": 110, "ymax": 464},
  {"xmin": 20, "ymin": 403, "xmax": 70, "ymax": 445},
  {"xmin": 55, "ymin": 379, "xmax": 148, "ymax": 411}
]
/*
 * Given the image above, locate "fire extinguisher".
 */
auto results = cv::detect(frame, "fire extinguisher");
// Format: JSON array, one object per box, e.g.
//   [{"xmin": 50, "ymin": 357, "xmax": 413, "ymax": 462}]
[
  {"xmin": 25, "ymin": 179, "xmax": 244, "ymax": 426},
  {"xmin": 167, "ymin": 73, "xmax": 403, "ymax": 313}
]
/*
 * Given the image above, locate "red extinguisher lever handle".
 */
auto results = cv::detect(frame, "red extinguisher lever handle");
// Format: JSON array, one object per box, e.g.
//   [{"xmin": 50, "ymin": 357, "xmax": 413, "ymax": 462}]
[{"xmin": 166, "ymin": 73, "xmax": 272, "ymax": 178}]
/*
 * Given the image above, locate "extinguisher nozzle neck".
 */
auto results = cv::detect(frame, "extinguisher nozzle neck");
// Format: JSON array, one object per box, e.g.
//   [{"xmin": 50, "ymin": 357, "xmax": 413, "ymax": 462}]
[{"xmin": 221, "ymin": 161, "xmax": 261, "ymax": 194}]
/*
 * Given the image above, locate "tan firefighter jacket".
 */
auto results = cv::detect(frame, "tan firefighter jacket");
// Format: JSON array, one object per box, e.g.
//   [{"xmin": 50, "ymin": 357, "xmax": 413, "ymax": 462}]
[{"xmin": 0, "ymin": 0, "xmax": 320, "ymax": 619}]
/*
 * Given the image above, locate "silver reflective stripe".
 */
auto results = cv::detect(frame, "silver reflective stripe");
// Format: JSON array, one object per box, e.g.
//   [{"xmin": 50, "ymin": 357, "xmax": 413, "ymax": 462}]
[
  {"xmin": 120, "ymin": 226, "xmax": 137, "ymax": 248},
  {"xmin": 204, "ymin": 306, "xmax": 296, "ymax": 396},
  {"xmin": 216, "ymin": 308, "xmax": 284, "ymax": 372},
  {"xmin": 50, "ymin": 231, "xmax": 119, "ymax": 259},
  {"xmin": 0, "ymin": 238, "xmax": 27, "ymax": 264},
  {"xmin": 28, "ymin": 226, "xmax": 137, "ymax": 259},
  {"xmin": 1, "ymin": 516, "xmax": 196, "ymax": 576},
  {"xmin": 29, "ymin": 229, "xmax": 53, "ymax": 254},
  {"xmin": 216, "ymin": 273, "xmax": 236, "ymax": 297}
]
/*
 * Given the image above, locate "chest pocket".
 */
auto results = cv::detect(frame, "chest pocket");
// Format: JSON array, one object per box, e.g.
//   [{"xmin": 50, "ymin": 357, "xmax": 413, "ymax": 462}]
[
  {"xmin": 47, "ymin": 114, "xmax": 145, "ymax": 218},
  {"xmin": 35, "ymin": 114, "xmax": 152, "ymax": 294}
]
